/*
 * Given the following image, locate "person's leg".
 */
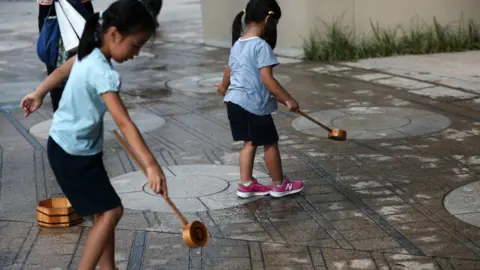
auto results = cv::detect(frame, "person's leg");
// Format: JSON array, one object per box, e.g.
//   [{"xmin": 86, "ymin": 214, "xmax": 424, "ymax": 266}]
[
  {"xmin": 94, "ymin": 215, "xmax": 117, "ymax": 270},
  {"xmin": 226, "ymin": 102, "xmax": 271, "ymax": 198},
  {"xmin": 239, "ymin": 141, "xmax": 256, "ymax": 184},
  {"xmin": 39, "ymin": 3, "xmax": 62, "ymax": 112},
  {"xmin": 79, "ymin": 206, "xmax": 123, "ymax": 270},
  {"xmin": 82, "ymin": 1, "xmax": 94, "ymax": 14},
  {"xmin": 38, "ymin": 4, "xmax": 51, "ymax": 32},
  {"xmin": 236, "ymin": 140, "xmax": 271, "ymax": 198},
  {"xmin": 46, "ymin": 64, "xmax": 63, "ymax": 112},
  {"xmin": 264, "ymin": 143, "xmax": 283, "ymax": 186},
  {"xmin": 250, "ymin": 114, "xmax": 304, "ymax": 198},
  {"xmin": 49, "ymin": 85, "xmax": 64, "ymax": 112}
]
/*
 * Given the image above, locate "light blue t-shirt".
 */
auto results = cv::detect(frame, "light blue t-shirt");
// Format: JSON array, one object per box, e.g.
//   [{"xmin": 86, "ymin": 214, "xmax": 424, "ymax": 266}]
[
  {"xmin": 224, "ymin": 36, "xmax": 279, "ymax": 115},
  {"xmin": 49, "ymin": 48, "xmax": 121, "ymax": 156}
]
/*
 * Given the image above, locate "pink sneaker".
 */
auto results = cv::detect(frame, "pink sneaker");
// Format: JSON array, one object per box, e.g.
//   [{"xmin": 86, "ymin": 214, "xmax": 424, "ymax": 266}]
[
  {"xmin": 270, "ymin": 178, "xmax": 305, "ymax": 198},
  {"xmin": 237, "ymin": 179, "xmax": 272, "ymax": 198}
]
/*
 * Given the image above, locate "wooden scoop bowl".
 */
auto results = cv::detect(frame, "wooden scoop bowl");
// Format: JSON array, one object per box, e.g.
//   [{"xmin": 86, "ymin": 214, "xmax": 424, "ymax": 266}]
[
  {"xmin": 275, "ymin": 97, "xmax": 347, "ymax": 141},
  {"xmin": 112, "ymin": 130, "xmax": 209, "ymax": 248}
]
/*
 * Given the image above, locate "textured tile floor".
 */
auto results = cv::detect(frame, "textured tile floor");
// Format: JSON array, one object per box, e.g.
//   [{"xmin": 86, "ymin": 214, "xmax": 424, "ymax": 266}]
[{"xmin": 1, "ymin": 0, "xmax": 480, "ymax": 269}]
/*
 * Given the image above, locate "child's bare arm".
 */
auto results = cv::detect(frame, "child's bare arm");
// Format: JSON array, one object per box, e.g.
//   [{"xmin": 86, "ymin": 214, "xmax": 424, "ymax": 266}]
[
  {"xmin": 20, "ymin": 56, "xmax": 76, "ymax": 117},
  {"xmin": 260, "ymin": 66, "xmax": 293, "ymax": 102},
  {"xmin": 222, "ymin": 66, "xmax": 231, "ymax": 89},
  {"xmin": 217, "ymin": 66, "xmax": 231, "ymax": 96},
  {"xmin": 260, "ymin": 66, "xmax": 299, "ymax": 111},
  {"xmin": 102, "ymin": 92, "xmax": 159, "ymax": 169},
  {"xmin": 34, "ymin": 56, "xmax": 76, "ymax": 99},
  {"xmin": 102, "ymin": 92, "xmax": 167, "ymax": 195}
]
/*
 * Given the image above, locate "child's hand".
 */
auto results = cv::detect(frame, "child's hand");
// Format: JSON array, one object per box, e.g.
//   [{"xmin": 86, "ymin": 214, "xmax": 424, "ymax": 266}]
[
  {"xmin": 216, "ymin": 83, "xmax": 227, "ymax": 96},
  {"xmin": 21, "ymin": 91, "xmax": 44, "ymax": 118},
  {"xmin": 285, "ymin": 98, "xmax": 299, "ymax": 112},
  {"xmin": 146, "ymin": 164, "xmax": 168, "ymax": 198}
]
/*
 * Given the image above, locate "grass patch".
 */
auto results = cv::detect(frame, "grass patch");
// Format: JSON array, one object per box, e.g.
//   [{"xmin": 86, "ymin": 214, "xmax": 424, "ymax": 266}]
[{"xmin": 303, "ymin": 15, "xmax": 480, "ymax": 61}]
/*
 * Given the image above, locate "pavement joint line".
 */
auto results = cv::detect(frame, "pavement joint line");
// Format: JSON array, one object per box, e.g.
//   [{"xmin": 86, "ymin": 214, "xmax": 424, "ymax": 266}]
[
  {"xmin": 0, "ymin": 150, "xmax": 2, "ymax": 195},
  {"xmin": 127, "ymin": 230, "xmax": 147, "ymax": 270},
  {"xmin": 12, "ymin": 222, "xmax": 35, "ymax": 265},
  {"xmin": 143, "ymin": 107, "xmax": 229, "ymax": 151},
  {"xmin": 275, "ymin": 108, "xmax": 392, "ymax": 154},
  {"xmin": 330, "ymin": 63, "xmax": 480, "ymax": 96},
  {"xmin": 295, "ymin": 151, "xmax": 426, "ymax": 256},
  {"xmin": 142, "ymin": 211, "xmax": 152, "ymax": 228},
  {"xmin": 144, "ymin": 133, "xmax": 180, "ymax": 152},
  {"xmin": 34, "ymin": 150, "xmax": 47, "ymax": 203},
  {"xmin": 34, "ymin": 223, "xmax": 480, "ymax": 261},
  {"xmin": 164, "ymin": 149, "xmax": 179, "ymax": 166},
  {"xmin": 1, "ymin": 110, "xmax": 44, "ymax": 151},
  {"xmin": 0, "ymin": 103, "xmax": 21, "ymax": 110},
  {"xmin": 166, "ymin": 114, "xmax": 230, "ymax": 151},
  {"xmin": 361, "ymin": 159, "xmax": 480, "ymax": 254},
  {"xmin": 247, "ymin": 242, "xmax": 255, "ymax": 270},
  {"xmin": 67, "ymin": 227, "xmax": 85, "ymax": 269},
  {"xmin": 19, "ymin": 226, "xmax": 40, "ymax": 270}
]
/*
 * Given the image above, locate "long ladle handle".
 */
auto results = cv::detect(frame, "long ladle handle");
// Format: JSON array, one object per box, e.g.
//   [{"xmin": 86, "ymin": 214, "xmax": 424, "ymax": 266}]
[
  {"xmin": 274, "ymin": 97, "xmax": 332, "ymax": 132},
  {"xmin": 112, "ymin": 130, "xmax": 189, "ymax": 226}
]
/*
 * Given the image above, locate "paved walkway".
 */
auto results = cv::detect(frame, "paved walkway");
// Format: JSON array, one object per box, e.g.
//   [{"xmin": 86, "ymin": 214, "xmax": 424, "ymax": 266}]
[{"xmin": 2, "ymin": 1, "xmax": 480, "ymax": 269}]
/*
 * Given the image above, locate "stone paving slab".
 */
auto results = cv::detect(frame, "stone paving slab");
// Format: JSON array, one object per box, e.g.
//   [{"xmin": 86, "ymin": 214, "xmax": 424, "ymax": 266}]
[
  {"xmin": 2, "ymin": 0, "xmax": 480, "ymax": 269},
  {"xmin": 3, "ymin": 225, "xmax": 480, "ymax": 270}
]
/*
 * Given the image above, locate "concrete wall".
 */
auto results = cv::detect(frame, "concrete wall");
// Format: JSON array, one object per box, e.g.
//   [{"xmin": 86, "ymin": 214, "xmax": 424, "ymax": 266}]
[{"xmin": 200, "ymin": 0, "xmax": 480, "ymax": 58}]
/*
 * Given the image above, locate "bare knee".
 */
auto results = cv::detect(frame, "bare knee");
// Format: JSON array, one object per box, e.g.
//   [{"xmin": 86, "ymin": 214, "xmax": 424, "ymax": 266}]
[
  {"xmin": 242, "ymin": 141, "xmax": 256, "ymax": 151},
  {"xmin": 96, "ymin": 205, "xmax": 123, "ymax": 223},
  {"xmin": 106, "ymin": 205, "xmax": 124, "ymax": 221},
  {"xmin": 264, "ymin": 143, "xmax": 278, "ymax": 151}
]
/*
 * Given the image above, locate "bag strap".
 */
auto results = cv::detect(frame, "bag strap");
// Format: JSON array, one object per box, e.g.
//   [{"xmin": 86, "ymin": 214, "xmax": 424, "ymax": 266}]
[{"xmin": 46, "ymin": 0, "xmax": 57, "ymax": 18}]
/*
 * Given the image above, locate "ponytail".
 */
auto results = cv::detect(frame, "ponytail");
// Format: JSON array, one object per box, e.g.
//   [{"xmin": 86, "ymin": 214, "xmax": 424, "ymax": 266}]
[
  {"xmin": 231, "ymin": 11, "xmax": 244, "ymax": 46},
  {"xmin": 77, "ymin": 12, "xmax": 100, "ymax": 61}
]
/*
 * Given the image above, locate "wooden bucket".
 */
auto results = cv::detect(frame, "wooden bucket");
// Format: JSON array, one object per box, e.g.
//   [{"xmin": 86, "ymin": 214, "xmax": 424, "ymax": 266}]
[{"xmin": 36, "ymin": 197, "xmax": 83, "ymax": 228}]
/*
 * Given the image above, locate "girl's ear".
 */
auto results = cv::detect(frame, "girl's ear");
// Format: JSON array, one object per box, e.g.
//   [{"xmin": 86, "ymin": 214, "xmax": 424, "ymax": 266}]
[{"xmin": 107, "ymin": 26, "xmax": 123, "ymax": 43}]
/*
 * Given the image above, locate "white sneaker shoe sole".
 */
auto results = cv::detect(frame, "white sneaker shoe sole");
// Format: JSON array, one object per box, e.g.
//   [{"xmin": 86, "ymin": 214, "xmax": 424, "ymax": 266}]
[
  {"xmin": 236, "ymin": 191, "xmax": 271, "ymax": 198},
  {"xmin": 269, "ymin": 186, "xmax": 304, "ymax": 198}
]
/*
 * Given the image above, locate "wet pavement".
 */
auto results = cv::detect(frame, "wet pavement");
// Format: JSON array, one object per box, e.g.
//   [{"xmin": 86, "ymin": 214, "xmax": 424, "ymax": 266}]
[{"xmin": 2, "ymin": 0, "xmax": 480, "ymax": 269}]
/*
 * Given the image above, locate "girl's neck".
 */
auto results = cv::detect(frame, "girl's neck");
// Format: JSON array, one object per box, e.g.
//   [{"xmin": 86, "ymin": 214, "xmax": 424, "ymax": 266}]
[
  {"xmin": 242, "ymin": 23, "xmax": 264, "ymax": 39},
  {"xmin": 99, "ymin": 45, "xmax": 112, "ymax": 62}
]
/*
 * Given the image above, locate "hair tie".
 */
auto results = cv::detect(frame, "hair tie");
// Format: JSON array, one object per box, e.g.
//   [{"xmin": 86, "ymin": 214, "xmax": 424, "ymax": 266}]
[
  {"xmin": 99, "ymin": 11, "xmax": 103, "ymax": 18},
  {"xmin": 268, "ymin": 11, "xmax": 274, "ymax": 15},
  {"xmin": 243, "ymin": 9, "xmax": 246, "ymax": 13}
]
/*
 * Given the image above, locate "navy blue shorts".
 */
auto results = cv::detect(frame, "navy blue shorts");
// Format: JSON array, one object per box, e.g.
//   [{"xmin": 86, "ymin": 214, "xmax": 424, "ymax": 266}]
[
  {"xmin": 226, "ymin": 102, "xmax": 279, "ymax": 146},
  {"xmin": 47, "ymin": 137, "xmax": 122, "ymax": 217}
]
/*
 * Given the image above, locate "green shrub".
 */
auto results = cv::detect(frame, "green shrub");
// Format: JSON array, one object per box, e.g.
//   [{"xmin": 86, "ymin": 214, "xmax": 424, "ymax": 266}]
[{"xmin": 303, "ymin": 15, "xmax": 480, "ymax": 61}]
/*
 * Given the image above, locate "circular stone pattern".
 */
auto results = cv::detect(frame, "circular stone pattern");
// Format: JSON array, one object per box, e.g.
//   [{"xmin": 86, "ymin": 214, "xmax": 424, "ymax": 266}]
[
  {"xmin": 444, "ymin": 181, "xmax": 480, "ymax": 228},
  {"xmin": 142, "ymin": 175, "xmax": 229, "ymax": 198},
  {"xmin": 167, "ymin": 72, "xmax": 292, "ymax": 93},
  {"xmin": 111, "ymin": 164, "xmax": 269, "ymax": 213},
  {"xmin": 29, "ymin": 111, "xmax": 165, "ymax": 140},
  {"xmin": 292, "ymin": 106, "xmax": 451, "ymax": 140}
]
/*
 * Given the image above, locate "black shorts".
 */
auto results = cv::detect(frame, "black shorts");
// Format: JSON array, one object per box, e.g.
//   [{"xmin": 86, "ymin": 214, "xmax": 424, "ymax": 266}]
[
  {"xmin": 226, "ymin": 102, "xmax": 279, "ymax": 146},
  {"xmin": 47, "ymin": 137, "xmax": 122, "ymax": 217}
]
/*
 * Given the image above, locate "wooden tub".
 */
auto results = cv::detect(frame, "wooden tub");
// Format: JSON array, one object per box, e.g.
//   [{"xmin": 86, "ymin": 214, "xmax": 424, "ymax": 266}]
[{"xmin": 36, "ymin": 197, "xmax": 83, "ymax": 228}]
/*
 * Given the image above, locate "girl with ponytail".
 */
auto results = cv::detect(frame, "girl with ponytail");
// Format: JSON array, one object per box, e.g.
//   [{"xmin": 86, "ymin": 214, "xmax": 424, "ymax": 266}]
[
  {"xmin": 217, "ymin": 0, "xmax": 305, "ymax": 199},
  {"xmin": 21, "ymin": 0, "xmax": 164, "ymax": 268}
]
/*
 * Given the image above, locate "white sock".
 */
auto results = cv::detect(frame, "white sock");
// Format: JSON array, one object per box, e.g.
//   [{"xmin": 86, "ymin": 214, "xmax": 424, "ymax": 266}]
[
  {"xmin": 276, "ymin": 176, "xmax": 287, "ymax": 187},
  {"xmin": 242, "ymin": 181, "xmax": 253, "ymax": 187}
]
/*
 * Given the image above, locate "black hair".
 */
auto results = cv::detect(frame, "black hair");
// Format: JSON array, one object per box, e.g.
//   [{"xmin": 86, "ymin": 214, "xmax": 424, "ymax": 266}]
[
  {"xmin": 78, "ymin": 0, "xmax": 157, "ymax": 60},
  {"xmin": 232, "ymin": 0, "xmax": 281, "ymax": 49}
]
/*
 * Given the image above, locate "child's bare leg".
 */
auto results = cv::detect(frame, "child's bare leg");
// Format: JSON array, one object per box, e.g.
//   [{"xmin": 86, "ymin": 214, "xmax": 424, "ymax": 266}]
[
  {"xmin": 78, "ymin": 206, "xmax": 123, "ymax": 270},
  {"xmin": 240, "ymin": 141, "xmax": 257, "ymax": 184},
  {"xmin": 264, "ymin": 143, "xmax": 284, "ymax": 186},
  {"xmin": 94, "ymin": 215, "xmax": 117, "ymax": 270}
]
